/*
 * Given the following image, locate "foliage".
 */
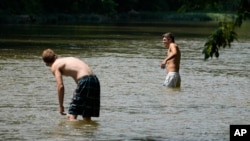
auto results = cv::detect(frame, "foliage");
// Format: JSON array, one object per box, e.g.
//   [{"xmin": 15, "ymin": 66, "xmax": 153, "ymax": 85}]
[
  {"xmin": 234, "ymin": 0, "xmax": 250, "ymax": 27},
  {"xmin": 176, "ymin": 0, "xmax": 250, "ymax": 60},
  {"xmin": 204, "ymin": 0, "xmax": 249, "ymax": 60},
  {"xmin": 1, "ymin": 0, "xmax": 233, "ymax": 15},
  {"xmin": 202, "ymin": 22, "xmax": 237, "ymax": 59},
  {"xmin": 178, "ymin": 0, "xmax": 239, "ymax": 12},
  {"xmin": 179, "ymin": 0, "xmax": 250, "ymax": 60},
  {"xmin": 0, "ymin": 0, "xmax": 118, "ymax": 15}
]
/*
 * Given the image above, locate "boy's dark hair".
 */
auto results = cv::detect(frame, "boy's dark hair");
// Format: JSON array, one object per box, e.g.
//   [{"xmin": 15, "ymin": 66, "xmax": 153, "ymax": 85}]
[{"xmin": 162, "ymin": 32, "xmax": 175, "ymax": 42}]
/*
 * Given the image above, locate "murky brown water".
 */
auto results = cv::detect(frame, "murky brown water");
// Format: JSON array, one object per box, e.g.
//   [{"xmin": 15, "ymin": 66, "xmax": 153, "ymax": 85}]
[{"xmin": 0, "ymin": 23, "xmax": 249, "ymax": 141}]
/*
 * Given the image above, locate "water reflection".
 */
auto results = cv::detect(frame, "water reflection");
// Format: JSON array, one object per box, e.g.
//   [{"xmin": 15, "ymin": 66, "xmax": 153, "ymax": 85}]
[{"xmin": 53, "ymin": 120, "xmax": 99, "ymax": 138}]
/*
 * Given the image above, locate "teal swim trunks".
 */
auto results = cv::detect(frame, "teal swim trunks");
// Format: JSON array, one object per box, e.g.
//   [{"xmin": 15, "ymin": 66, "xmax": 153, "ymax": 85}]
[{"xmin": 68, "ymin": 75, "xmax": 100, "ymax": 117}]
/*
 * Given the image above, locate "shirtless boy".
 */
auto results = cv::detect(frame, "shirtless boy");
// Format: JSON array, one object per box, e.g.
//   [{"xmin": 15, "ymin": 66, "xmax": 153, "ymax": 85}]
[
  {"xmin": 161, "ymin": 33, "xmax": 181, "ymax": 88},
  {"xmin": 42, "ymin": 49, "xmax": 100, "ymax": 121}
]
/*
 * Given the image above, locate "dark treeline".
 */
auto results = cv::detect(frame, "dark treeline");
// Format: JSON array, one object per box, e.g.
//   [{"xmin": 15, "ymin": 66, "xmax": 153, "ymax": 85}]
[
  {"xmin": 0, "ymin": 0, "xmax": 240, "ymax": 15},
  {"xmin": 0, "ymin": 0, "xmax": 249, "ymax": 60}
]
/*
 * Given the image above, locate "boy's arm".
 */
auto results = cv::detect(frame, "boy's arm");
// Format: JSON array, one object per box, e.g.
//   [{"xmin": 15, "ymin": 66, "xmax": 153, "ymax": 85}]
[
  {"xmin": 161, "ymin": 44, "xmax": 177, "ymax": 69},
  {"xmin": 53, "ymin": 67, "xmax": 65, "ymax": 115},
  {"xmin": 165, "ymin": 44, "xmax": 177, "ymax": 61}
]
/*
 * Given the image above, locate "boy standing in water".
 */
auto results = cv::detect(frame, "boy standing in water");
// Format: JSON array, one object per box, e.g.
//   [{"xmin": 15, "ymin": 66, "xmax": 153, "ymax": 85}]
[
  {"xmin": 161, "ymin": 33, "xmax": 181, "ymax": 88},
  {"xmin": 42, "ymin": 49, "xmax": 100, "ymax": 121}
]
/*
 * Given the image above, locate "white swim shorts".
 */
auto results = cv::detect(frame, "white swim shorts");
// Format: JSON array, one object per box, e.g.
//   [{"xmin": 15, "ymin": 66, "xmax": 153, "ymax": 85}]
[{"xmin": 163, "ymin": 72, "xmax": 181, "ymax": 87}]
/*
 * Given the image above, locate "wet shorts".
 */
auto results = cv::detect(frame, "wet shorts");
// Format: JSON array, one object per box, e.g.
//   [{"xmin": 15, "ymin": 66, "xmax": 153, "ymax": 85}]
[
  {"xmin": 163, "ymin": 72, "xmax": 181, "ymax": 88},
  {"xmin": 68, "ymin": 75, "xmax": 100, "ymax": 117}
]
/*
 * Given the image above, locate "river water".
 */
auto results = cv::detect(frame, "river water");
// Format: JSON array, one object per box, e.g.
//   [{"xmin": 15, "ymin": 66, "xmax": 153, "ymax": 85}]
[{"xmin": 0, "ymin": 23, "xmax": 249, "ymax": 141}]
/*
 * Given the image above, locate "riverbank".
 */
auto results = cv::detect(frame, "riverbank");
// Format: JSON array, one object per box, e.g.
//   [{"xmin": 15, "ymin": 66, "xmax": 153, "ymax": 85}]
[{"xmin": 0, "ymin": 12, "xmax": 235, "ymax": 25}]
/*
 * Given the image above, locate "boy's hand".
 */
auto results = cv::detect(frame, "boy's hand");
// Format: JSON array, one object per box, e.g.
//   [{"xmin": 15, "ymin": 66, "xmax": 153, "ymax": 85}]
[
  {"xmin": 59, "ymin": 106, "xmax": 66, "ymax": 115},
  {"xmin": 161, "ymin": 60, "xmax": 166, "ymax": 69}
]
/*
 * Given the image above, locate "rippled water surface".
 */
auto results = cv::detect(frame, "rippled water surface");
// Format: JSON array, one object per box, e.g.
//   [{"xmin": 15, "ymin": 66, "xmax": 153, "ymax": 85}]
[{"xmin": 0, "ymin": 23, "xmax": 249, "ymax": 141}]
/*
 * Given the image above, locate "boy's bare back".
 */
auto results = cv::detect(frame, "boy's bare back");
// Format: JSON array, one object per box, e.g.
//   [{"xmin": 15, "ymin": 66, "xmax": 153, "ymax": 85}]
[{"xmin": 51, "ymin": 57, "xmax": 93, "ymax": 82}]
